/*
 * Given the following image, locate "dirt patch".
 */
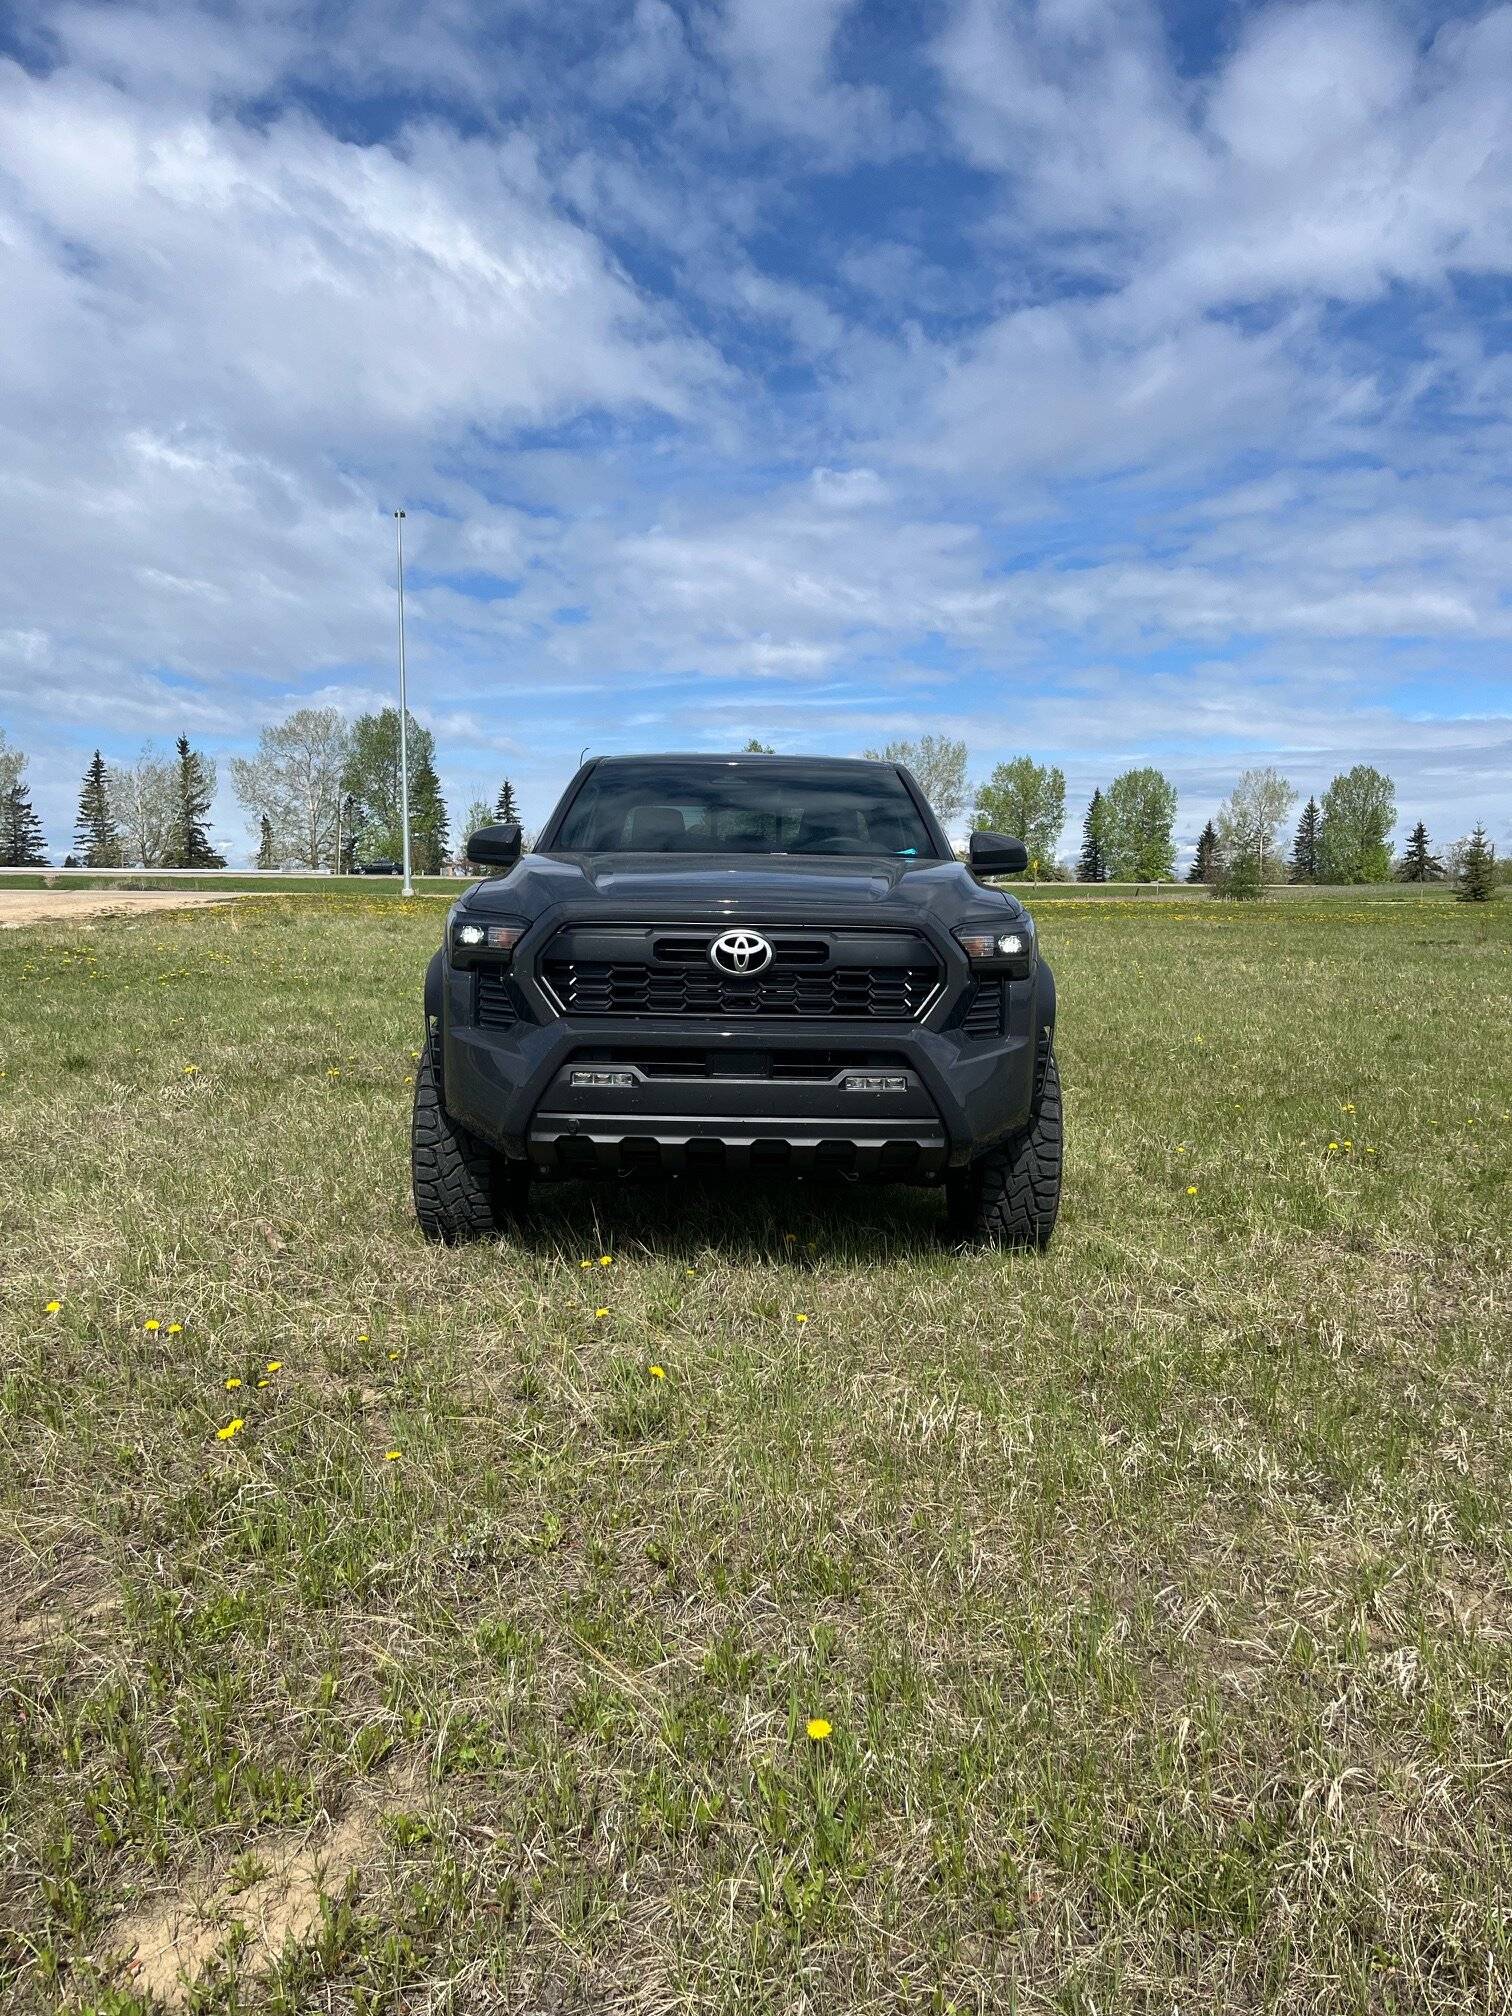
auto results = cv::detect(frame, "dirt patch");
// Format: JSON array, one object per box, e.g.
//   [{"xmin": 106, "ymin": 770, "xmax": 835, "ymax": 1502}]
[
  {"xmin": 0, "ymin": 890, "xmax": 245, "ymax": 928},
  {"xmin": 103, "ymin": 1805, "xmax": 384, "ymax": 2008}
]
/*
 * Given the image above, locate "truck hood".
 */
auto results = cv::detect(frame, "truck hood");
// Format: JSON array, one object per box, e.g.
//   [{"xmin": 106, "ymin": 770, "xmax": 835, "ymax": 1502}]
[{"xmin": 463, "ymin": 850, "xmax": 1023, "ymax": 923}]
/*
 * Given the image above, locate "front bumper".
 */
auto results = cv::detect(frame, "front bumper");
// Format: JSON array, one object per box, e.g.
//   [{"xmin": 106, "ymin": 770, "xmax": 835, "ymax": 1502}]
[{"xmin": 438, "ymin": 920, "xmax": 1049, "ymax": 1178}]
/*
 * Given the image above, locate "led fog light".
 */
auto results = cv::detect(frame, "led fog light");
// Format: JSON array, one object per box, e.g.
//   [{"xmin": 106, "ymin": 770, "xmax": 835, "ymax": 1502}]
[
  {"xmin": 844, "ymin": 1073, "xmax": 910, "ymax": 1093},
  {"xmin": 570, "ymin": 1068, "xmax": 636, "ymax": 1088}
]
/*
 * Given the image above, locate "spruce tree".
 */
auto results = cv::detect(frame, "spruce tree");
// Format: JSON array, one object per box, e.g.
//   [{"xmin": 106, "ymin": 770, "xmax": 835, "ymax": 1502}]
[
  {"xmin": 74, "ymin": 750, "xmax": 120, "ymax": 866},
  {"xmin": 1076, "ymin": 789, "xmax": 1108, "ymax": 882},
  {"xmin": 1188, "ymin": 820, "xmax": 1217, "ymax": 884},
  {"xmin": 1455, "ymin": 823, "xmax": 1496, "ymax": 903},
  {"xmin": 410, "ymin": 746, "xmax": 449, "ymax": 874},
  {"xmin": 256, "ymin": 813, "xmax": 276, "ymax": 869},
  {"xmin": 168, "ymin": 734, "xmax": 226, "ymax": 868},
  {"xmin": 1396, "ymin": 820, "xmax": 1443, "ymax": 882},
  {"xmin": 494, "ymin": 778, "xmax": 520, "ymax": 824},
  {"xmin": 2, "ymin": 782, "xmax": 49, "ymax": 866},
  {"xmin": 1289, "ymin": 798, "xmax": 1320, "ymax": 882}
]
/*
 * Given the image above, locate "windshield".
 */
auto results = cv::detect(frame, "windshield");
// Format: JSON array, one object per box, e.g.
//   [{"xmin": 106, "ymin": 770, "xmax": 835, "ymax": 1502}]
[{"xmin": 551, "ymin": 761, "xmax": 940, "ymax": 858}]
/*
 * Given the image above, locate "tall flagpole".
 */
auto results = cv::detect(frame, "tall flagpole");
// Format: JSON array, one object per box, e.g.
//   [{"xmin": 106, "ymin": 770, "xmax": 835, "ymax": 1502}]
[{"xmin": 394, "ymin": 509, "xmax": 414, "ymax": 896}]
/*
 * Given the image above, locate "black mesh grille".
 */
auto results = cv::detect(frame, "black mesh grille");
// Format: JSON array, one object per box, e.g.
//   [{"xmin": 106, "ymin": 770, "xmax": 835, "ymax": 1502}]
[
  {"xmin": 540, "ymin": 960, "xmax": 939, "ymax": 1020},
  {"xmin": 962, "ymin": 979, "xmax": 1005, "ymax": 1038},
  {"xmin": 476, "ymin": 972, "xmax": 521, "ymax": 1028}
]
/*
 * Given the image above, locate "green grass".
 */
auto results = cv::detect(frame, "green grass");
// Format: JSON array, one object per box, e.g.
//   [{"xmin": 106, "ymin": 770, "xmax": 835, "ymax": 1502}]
[{"xmin": 2, "ymin": 892, "xmax": 1509, "ymax": 2013}]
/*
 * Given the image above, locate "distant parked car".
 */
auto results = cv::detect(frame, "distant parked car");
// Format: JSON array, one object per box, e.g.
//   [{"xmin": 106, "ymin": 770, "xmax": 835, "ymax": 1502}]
[{"xmin": 358, "ymin": 860, "xmax": 402, "ymax": 876}]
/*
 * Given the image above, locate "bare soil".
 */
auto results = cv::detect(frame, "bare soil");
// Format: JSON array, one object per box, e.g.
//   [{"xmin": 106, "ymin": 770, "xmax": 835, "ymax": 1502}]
[{"xmin": 0, "ymin": 890, "xmax": 244, "ymax": 928}]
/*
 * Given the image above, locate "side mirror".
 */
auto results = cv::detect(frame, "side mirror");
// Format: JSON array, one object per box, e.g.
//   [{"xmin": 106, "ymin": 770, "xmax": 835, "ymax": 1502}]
[
  {"xmin": 466, "ymin": 822, "xmax": 522, "ymax": 868},
  {"xmin": 968, "ymin": 830, "xmax": 1029, "ymax": 875}
]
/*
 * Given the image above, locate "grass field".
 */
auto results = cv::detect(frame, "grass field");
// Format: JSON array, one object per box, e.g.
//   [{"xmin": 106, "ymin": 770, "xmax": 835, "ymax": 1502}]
[{"xmin": 2, "ymin": 891, "xmax": 1510, "ymax": 2014}]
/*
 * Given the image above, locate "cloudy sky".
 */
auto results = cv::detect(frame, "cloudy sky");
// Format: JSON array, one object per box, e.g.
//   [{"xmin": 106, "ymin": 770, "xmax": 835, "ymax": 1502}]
[{"xmin": 2, "ymin": 0, "xmax": 1510, "ymax": 863}]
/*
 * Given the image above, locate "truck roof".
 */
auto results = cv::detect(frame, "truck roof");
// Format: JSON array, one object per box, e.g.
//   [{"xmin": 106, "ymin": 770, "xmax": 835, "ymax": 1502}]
[{"xmin": 587, "ymin": 752, "xmax": 894, "ymax": 768}]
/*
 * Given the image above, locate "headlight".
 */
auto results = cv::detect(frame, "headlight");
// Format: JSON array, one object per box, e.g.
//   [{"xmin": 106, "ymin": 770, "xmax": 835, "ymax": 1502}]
[
  {"xmin": 450, "ymin": 917, "xmax": 526, "ymax": 961},
  {"xmin": 953, "ymin": 922, "xmax": 1035, "ymax": 975}
]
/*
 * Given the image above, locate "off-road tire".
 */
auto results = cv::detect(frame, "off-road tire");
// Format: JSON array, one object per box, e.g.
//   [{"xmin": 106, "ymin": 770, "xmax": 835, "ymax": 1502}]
[
  {"xmin": 946, "ymin": 1051, "xmax": 1062, "ymax": 1248},
  {"xmin": 411, "ymin": 1034, "xmax": 526, "ymax": 1243}
]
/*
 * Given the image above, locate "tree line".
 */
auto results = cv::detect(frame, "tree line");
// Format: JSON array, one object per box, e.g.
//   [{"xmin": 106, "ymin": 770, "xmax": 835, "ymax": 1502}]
[
  {"xmin": 0, "ymin": 728, "xmax": 224, "ymax": 869},
  {"xmin": 864, "ymin": 736, "xmax": 1500, "ymax": 901}
]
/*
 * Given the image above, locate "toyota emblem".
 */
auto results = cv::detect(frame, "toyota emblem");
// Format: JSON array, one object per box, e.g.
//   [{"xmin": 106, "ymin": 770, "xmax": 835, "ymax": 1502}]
[{"xmin": 709, "ymin": 929, "xmax": 774, "ymax": 976}]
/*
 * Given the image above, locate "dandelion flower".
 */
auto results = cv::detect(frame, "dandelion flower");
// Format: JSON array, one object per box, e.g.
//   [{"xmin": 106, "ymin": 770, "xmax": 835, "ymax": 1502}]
[
  {"xmin": 357, "ymin": 1332, "xmax": 370, "ymax": 1343},
  {"xmin": 167, "ymin": 1322, "xmax": 182, "ymax": 1335},
  {"xmin": 387, "ymin": 1350, "xmax": 400, "ymax": 1361},
  {"xmin": 649, "ymin": 1364, "xmax": 665, "ymax": 1380},
  {"xmin": 182, "ymin": 1064, "xmax": 199, "ymax": 1076},
  {"xmin": 686, "ymin": 1267, "xmax": 697, "ymax": 1277},
  {"xmin": 806, "ymin": 1718, "xmax": 832, "ymax": 1742},
  {"xmin": 143, "ymin": 1319, "xmax": 160, "ymax": 1333},
  {"xmin": 225, "ymin": 1376, "xmax": 242, "ymax": 1390},
  {"xmin": 595, "ymin": 1307, "xmax": 609, "ymax": 1319},
  {"xmin": 580, "ymin": 1259, "xmax": 593, "ymax": 1269},
  {"xmin": 599, "ymin": 1255, "xmax": 613, "ymax": 1266},
  {"xmin": 256, "ymin": 1379, "xmax": 270, "ymax": 1388},
  {"xmin": 796, "ymin": 1313, "xmax": 809, "ymax": 1325},
  {"xmin": 383, "ymin": 1449, "xmax": 401, "ymax": 1461},
  {"xmin": 1186, "ymin": 1186, "xmax": 1198, "ymax": 1196},
  {"xmin": 44, "ymin": 1300, "xmax": 61, "ymax": 1315},
  {"xmin": 216, "ymin": 1417, "xmax": 245, "ymax": 1441},
  {"xmin": 265, "ymin": 1360, "xmax": 282, "ymax": 1373},
  {"xmin": 1327, "ymin": 1141, "xmax": 1340, "ymax": 1152}
]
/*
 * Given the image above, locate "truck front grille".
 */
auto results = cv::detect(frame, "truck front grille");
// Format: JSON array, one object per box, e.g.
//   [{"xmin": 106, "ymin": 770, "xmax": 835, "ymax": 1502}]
[{"xmin": 539, "ymin": 926, "xmax": 942, "ymax": 1022}]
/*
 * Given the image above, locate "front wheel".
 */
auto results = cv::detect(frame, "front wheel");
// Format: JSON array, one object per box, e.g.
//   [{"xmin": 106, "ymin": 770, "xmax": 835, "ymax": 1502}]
[
  {"xmin": 946, "ymin": 1052, "xmax": 1063, "ymax": 1248},
  {"xmin": 411, "ymin": 1034, "xmax": 528, "ymax": 1243}
]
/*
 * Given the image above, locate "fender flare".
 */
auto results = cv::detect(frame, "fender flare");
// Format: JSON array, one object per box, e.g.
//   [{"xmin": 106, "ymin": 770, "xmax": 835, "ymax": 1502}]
[
  {"xmin": 424, "ymin": 947, "xmax": 445, "ymax": 1025},
  {"xmin": 1036, "ymin": 958, "xmax": 1056, "ymax": 1049}
]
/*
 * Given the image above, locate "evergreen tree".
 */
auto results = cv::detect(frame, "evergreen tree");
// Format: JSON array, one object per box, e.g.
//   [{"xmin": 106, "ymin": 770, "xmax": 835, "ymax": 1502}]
[
  {"xmin": 2, "ymin": 781, "xmax": 49, "ymax": 866},
  {"xmin": 1288, "ymin": 798, "xmax": 1320, "ymax": 882},
  {"xmin": 1188, "ymin": 820, "xmax": 1218, "ymax": 884},
  {"xmin": 256, "ymin": 813, "xmax": 276, "ymax": 869},
  {"xmin": 407, "ymin": 746, "xmax": 447, "ymax": 874},
  {"xmin": 1455, "ymin": 823, "xmax": 1496, "ymax": 903},
  {"xmin": 73, "ymin": 750, "xmax": 120, "ymax": 866},
  {"xmin": 167, "ymin": 735, "xmax": 226, "ymax": 868},
  {"xmin": 1396, "ymin": 820, "xmax": 1443, "ymax": 881},
  {"xmin": 1076, "ymin": 789, "xmax": 1108, "ymax": 882},
  {"xmin": 494, "ymin": 778, "xmax": 520, "ymax": 823}
]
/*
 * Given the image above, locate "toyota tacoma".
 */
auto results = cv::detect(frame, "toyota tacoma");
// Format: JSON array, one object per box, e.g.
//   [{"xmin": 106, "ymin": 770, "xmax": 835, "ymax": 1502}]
[{"xmin": 412, "ymin": 754, "xmax": 1060, "ymax": 1245}]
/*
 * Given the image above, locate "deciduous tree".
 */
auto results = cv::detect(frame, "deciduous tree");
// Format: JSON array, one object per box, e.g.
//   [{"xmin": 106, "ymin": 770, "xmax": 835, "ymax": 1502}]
[
  {"xmin": 343, "ymin": 709, "xmax": 448, "ymax": 873},
  {"xmin": 1103, "ymin": 767, "xmax": 1178, "ymax": 881},
  {"xmin": 108, "ymin": 747, "xmax": 176, "ymax": 867},
  {"xmin": 973, "ymin": 757, "xmax": 1067, "ymax": 874},
  {"xmin": 230, "ymin": 707, "xmax": 352, "ymax": 870},
  {"xmin": 1318, "ymin": 766, "xmax": 1395, "ymax": 883},
  {"xmin": 862, "ymin": 736, "xmax": 969, "ymax": 831},
  {"xmin": 1214, "ymin": 767, "xmax": 1296, "ymax": 897}
]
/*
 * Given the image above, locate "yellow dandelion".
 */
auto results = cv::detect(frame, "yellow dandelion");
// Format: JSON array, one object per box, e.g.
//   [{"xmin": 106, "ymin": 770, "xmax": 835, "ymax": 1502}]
[
  {"xmin": 256, "ymin": 1378, "xmax": 270, "ymax": 1388},
  {"xmin": 580, "ymin": 1258, "xmax": 593, "ymax": 1269},
  {"xmin": 182, "ymin": 1064, "xmax": 199, "ymax": 1075},
  {"xmin": 685, "ymin": 1267, "xmax": 697, "ymax": 1276},
  {"xmin": 595, "ymin": 1307, "xmax": 609, "ymax": 1319},
  {"xmin": 143, "ymin": 1319, "xmax": 160, "ymax": 1333},
  {"xmin": 599, "ymin": 1254, "xmax": 613, "ymax": 1266},
  {"xmin": 357, "ymin": 1332, "xmax": 370, "ymax": 1343},
  {"xmin": 806, "ymin": 1717, "xmax": 832, "ymax": 1742},
  {"xmin": 225, "ymin": 1376, "xmax": 242, "ymax": 1390},
  {"xmin": 1186, "ymin": 1185, "xmax": 1198, "ymax": 1196},
  {"xmin": 44, "ymin": 1299, "xmax": 62, "ymax": 1315},
  {"xmin": 383, "ymin": 1449, "xmax": 401, "ymax": 1461},
  {"xmin": 216, "ymin": 1417, "xmax": 245, "ymax": 1441},
  {"xmin": 265, "ymin": 1360, "xmax": 282, "ymax": 1373},
  {"xmin": 166, "ymin": 1322, "xmax": 182, "ymax": 1335},
  {"xmin": 649, "ymin": 1364, "xmax": 665, "ymax": 1380},
  {"xmin": 796, "ymin": 1313, "xmax": 809, "ymax": 1325},
  {"xmin": 387, "ymin": 1350, "xmax": 400, "ymax": 1361}
]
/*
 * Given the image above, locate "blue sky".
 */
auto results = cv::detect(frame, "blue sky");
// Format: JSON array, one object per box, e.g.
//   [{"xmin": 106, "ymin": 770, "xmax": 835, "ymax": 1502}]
[{"xmin": 1, "ymin": 0, "xmax": 1509, "ymax": 862}]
